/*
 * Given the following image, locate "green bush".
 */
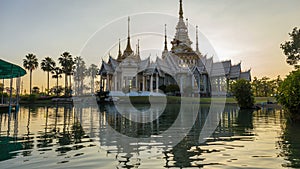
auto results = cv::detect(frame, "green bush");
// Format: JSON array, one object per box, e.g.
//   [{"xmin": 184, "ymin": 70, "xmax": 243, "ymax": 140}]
[
  {"xmin": 276, "ymin": 70, "xmax": 300, "ymax": 115},
  {"xmin": 165, "ymin": 84, "xmax": 180, "ymax": 93},
  {"xmin": 231, "ymin": 79, "xmax": 254, "ymax": 109},
  {"xmin": 0, "ymin": 93, "xmax": 8, "ymax": 98},
  {"xmin": 159, "ymin": 85, "xmax": 166, "ymax": 93},
  {"xmin": 28, "ymin": 94, "xmax": 37, "ymax": 102}
]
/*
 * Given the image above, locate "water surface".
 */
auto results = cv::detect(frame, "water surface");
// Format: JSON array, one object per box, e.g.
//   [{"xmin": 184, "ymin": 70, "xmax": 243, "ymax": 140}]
[{"xmin": 0, "ymin": 103, "xmax": 299, "ymax": 169}]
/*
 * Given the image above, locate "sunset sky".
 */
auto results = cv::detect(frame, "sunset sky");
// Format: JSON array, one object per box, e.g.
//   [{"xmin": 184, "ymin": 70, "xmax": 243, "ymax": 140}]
[{"xmin": 0, "ymin": 0, "xmax": 299, "ymax": 93}]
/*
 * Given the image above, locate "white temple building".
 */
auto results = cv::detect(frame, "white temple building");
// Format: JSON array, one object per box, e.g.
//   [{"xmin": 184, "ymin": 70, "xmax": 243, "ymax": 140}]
[{"xmin": 98, "ymin": 0, "xmax": 251, "ymax": 96}]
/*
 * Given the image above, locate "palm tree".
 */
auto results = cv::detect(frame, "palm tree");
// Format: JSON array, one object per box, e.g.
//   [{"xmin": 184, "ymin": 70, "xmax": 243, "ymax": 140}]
[
  {"xmin": 51, "ymin": 67, "xmax": 62, "ymax": 96},
  {"xmin": 58, "ymin": 52, "xmax": 74, "ymax": 96},
  {"xmin": 41, "ymin": 57, "xmax": 56, "ymax": 95},
  {"xmin": 87, "ymin": 64, "xmax": 98, "ymax": 94},
  {"xmin": 68, "ymin": 62, "xmax": 75, "ymax": 96},
  {"xmin": 73, "ymin": 56, "xmax": 87, "ymax": 95},
  {"xmin": 23, "ymin": 53, "xmax": 38, "ymax": 94}
]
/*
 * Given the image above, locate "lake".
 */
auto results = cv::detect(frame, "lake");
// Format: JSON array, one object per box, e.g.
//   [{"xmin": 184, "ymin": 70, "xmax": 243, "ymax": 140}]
[{"xmin": 0, "ymin": 101, "xmax": 300, "ymax": 169}]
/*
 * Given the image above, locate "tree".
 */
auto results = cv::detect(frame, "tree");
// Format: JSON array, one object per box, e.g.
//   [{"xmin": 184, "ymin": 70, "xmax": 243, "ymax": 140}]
[
  {"xmin": 50, "ymin": 85, "xmax": 63, "ymax": 96},
  {"xmin": 159, "ymin": 85, "xmax": 167, "ymax": 93},
  {"xmin": 281, "ymin": 27, "xmax": 300, "ymax": 69},
  {"xmin": 261, "ymin": 77, "xmax": 272, "ymax": 97},
  {"xmin": 251, "ymin": 77, "xmax": 261, "ymax": 97},
  {"xmin": 52, "ymin": 67, "xmax": 62, "ymax": 96},
  {"xmin": 165, "ymin": 84, "xmax": 180, "ymax": 95},
  {"xmin": 73, "ymin": 56, "xmax": 87, "ymax": 96},
  {"xmin": 276, "ymin": 70, "xmax": 300, "ymax": 116},
  {"xmin": 86, "ymin": 64, "xmax": 98, "ymax": 94},
  {"xmin": 32, "ymin": 86, "xmax": 40, "ymax": 94},
  {"xmin": 231, "ymin": 79, "xmax": 254, "ymax": 109},
  {"xmin": 23, "ymin": 53, "xmax": 38, "ymax": 94},
  {"xmin": 59, "ymin": 52, "xmax": 74, "ymax": 96},
  {"xmin": 274, "ymin": 75, "xmax": 283, "ymax": 95},
  {"xmin": 251, "ymin": 76, "xmax": 281, "ymax": 97},
  {"xmin": 41, "ymin": 57, "xmax": 56, "ymax": 95},
  {"xmin": 0, "ymin": 83, "xmax": 3, "ymax": 91}
]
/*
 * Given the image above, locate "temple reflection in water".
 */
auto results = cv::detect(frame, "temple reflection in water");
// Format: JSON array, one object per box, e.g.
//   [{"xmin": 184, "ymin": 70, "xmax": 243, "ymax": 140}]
[{"xmin": 0, "ymin": 104, "xmax": 299, "ymax": 168}]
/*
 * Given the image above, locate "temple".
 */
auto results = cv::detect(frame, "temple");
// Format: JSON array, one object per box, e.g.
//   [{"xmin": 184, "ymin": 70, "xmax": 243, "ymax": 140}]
[{"xmin": 98, "ymin": 0, "xmax": 251, "ymax": 96}]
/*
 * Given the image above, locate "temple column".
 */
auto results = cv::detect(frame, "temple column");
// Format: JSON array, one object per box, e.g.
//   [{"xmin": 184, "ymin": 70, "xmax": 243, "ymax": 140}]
[
  {"xmin": 124, "ymin": 77, "xmax": 127, "ymax": 88},
  {"xmin": 191, "ymin": 75, "xmax": 195, "ymax": 97},
  {"xmin": 99, "ymin": 75, "xmax": 102, "ymax": 91},
  {"xmin": 135, "ymin": 75, "xmax": 138, "ymax": 90},
  {"xmin": 226, "ymin": 78, "xmax": 229, "ymax": 93},
  {"xmin": 156, "ymin": 73, "xmax": 159, "ymax": 92},
  {"xmin": 106, "ymin": 74, "xmax": 109, "ymax": 91},
  {"xmin": 180, "ymin": 75, "xmax": 183, "ymax": 93},
  {"xmin": 203, "ymin": 75, "xmax": 207, "ymax": 93},
  {"xmin": 150, "ymin": 75, "xmax": 153, "ymax": 92},
  {"xmin": 114, "ymin": 75, "xmax": 117, "ymax": 91},
  {"xmin": 101, "ymin": 76, "xmax": 104, "ymax": 91},
  {"xmin": 198, "ymin": 75, "xmax": 201, "ymax": 93},
  {"xmin": 142, "ymin": 76, "xmax": 145, "ymax": 91},
  {"xmin": 192, "ymin": 75, "xmax": 195, "ymax": 89},
  {"xmin": 217, "ymin": 77, "xmax": 220, "ymax": 93},
  {"xmin": 121, "ymin": 74, "xmax": 124, "ymax": 88}
]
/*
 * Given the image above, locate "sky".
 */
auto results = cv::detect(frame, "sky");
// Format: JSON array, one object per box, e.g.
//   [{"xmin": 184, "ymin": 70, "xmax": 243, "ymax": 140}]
[{"xmin": 0, "ymin": 0, "xmax": 299, "ymax": 93}]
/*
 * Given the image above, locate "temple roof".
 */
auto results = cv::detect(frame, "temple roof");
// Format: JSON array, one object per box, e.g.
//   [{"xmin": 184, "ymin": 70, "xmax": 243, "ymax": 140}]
[
  {"xmin": 108, "ymin": 56, "xmax": 118, "ymax": 70},
  {"xmin": 229, "ymin": 63, "xmax": 241, "ymax": 79},
  {"xmin": 99, "ymin": 60, "xmax": 113, "ymax": 75},
  {"xmin": 138, "ymin": 57, "xmax": 150, "ymax": 72},
  {"xmin": 240, "ymin": 70, "xmax": 251, "ymax": 81},
  {"xmin": 97, "ymin": 0, "xmax": 251, "ymax": 82},
  {"xmin": 211, "ymin": 61, "xmax": 228, "ymax": 77},
  {"xmin": 171, "ymin": 0, "xmax": 192, "ymax": 49}
]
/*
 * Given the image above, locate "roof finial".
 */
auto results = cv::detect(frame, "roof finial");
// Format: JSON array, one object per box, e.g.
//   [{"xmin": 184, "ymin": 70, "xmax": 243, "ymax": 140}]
[
  {"xmin": 186, "ymin": 18, "xmax": 189, "ymax": 33},
  {"xmin": 118, "ymin": 38, "xmax": 122, "ymax": 58},
  {"xmin": 164, "ymin": 24, "xmax": 168, "ymax": 51},
  {"xmin": 138, "ymin": 39, "xmax": 140, "ymax": 56},
  {"xmin": 196, "ymin": 25, "xmax": 199, "ymax": 52},
  {"xmin": 179, "ymin": 0, "xmax": 183, "ymax": 18},
  {"xmin": 128, "ymin": 16, "xmax": 130, "ymax": 38},
  {"xmin": 123, "ymin": 16, "xmax": 133, "ymax": 57}
]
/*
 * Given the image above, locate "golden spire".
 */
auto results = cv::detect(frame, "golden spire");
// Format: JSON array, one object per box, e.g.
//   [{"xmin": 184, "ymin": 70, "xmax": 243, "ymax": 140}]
[
  {"xmin": 138, "ymin": 39, "xmax": 140, "ymax": 56},
  {"xmin": 123, "ymin": 16, "xmax": 133, "ymax": 57},
  {"xmin": 186, "ymin": 18, "xmax": 188, "ymax": 34},
  {"xmin": 164, "ymin": 24, "xmax": 168, "ymax": 51},
  {"xmin": 179, "ymin": 0, "xmax": 183, "ymax": 18},
  {"xmin": 118, "ymin": 38, "xmax": 122, "ymax": 59},
  {"xmin": 196, "ymin": 25, "xmax": 199, "ymax": 52}
]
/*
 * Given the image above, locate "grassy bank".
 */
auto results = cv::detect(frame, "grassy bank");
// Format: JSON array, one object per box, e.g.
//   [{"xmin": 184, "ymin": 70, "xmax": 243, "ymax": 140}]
[
  {"xmin": 18, "ymin": 96, "xmax": 277, "ymax": 105},
  {"xmin": 118, "ymin": 96, "xmax": 276, "ymax": 104}
]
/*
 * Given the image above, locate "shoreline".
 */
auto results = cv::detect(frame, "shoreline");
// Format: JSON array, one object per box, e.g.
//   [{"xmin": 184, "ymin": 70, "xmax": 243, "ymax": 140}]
[{"xmin": 17, "ymin": 96, "xmax": 280, "ymax": 108}]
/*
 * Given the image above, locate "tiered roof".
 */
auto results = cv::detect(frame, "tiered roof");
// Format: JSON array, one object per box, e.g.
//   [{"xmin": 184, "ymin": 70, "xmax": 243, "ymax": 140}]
[{"xmin": 98, "ymin": 0, "xmax": 251, "ymax": 81}]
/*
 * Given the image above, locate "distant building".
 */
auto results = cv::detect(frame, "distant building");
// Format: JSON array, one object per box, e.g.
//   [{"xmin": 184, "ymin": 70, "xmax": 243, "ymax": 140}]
[{"xmin": 98, "ymin": 0, "xmax": 251, "ymax": 96}]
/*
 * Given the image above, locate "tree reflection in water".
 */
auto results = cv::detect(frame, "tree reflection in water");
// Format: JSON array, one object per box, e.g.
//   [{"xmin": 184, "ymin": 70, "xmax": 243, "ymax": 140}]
[
  {"xmin": 22, "ymin": 106, "xmax": 36, "ymax": 156},
  {"xmin": 98, "ymin": 104, "xmax": 253, "ymax": 168},
  {"xmin": 278, "ymin": 116, "xmax": 300, "ymax": 168},
  {"xmin": 1, "ymin": 103, "xmax": 300, "ymax": 168},
  {"xmin": 0, "ymin": 111, "xmax": 23, "ymax": 161},
  {"xmin": 0, "ymin": 104, "xmax": 87, "ymax": 162},
  {"xmin": 163, "ymin": 106, "xmax": 255, "ymax": 168}
]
